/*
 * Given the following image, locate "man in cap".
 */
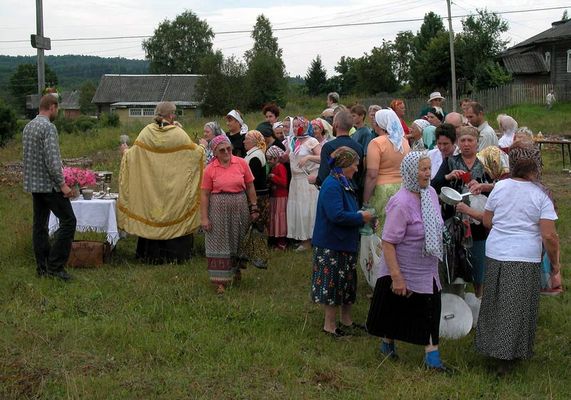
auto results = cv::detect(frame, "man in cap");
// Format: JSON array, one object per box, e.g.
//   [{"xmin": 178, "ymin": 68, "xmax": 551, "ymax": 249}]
[{"xmin": 418, "ymin": 91, "xmax": 446, "ymax": 118}]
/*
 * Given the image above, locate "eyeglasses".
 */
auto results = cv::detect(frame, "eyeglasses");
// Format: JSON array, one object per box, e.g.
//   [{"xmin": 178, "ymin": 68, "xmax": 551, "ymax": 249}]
[{"xmin": 217, "ymin": 147, "xmax": 231, "ymax": 154}]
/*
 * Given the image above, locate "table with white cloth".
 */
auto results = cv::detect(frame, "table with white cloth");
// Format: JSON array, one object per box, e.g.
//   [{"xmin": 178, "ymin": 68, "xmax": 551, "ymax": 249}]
[{"xmin": 48, "ymin": 197, "xmax": 120, "ymax": 247}]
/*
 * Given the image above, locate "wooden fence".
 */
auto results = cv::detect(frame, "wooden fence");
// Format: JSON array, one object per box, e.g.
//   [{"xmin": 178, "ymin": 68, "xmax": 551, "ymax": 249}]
[{"xmin": 362, "ymin": 83, "xmax": 563, "ymax": 120}]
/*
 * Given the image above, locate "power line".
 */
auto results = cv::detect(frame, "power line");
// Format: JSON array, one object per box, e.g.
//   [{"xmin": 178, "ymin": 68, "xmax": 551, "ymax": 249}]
[{"xmin": 0, "ymin": 5, "xmax": 568, "ymax": 44}]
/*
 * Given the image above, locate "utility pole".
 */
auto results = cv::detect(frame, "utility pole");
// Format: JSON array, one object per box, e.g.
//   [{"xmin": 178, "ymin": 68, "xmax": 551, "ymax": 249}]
[
  {"xmin": 446, "ymin": 0, "xmax": 457, "ymax": 112},
  {"xmin": 31, "ymin": 0, "xmax": 51, "ymax": 96}
]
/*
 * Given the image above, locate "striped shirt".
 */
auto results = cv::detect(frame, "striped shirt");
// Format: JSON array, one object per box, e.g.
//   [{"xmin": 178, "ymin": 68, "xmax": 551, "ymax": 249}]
[{"xmin": 22, "ymin": 115, "xmax": 65, "ymax": 193}]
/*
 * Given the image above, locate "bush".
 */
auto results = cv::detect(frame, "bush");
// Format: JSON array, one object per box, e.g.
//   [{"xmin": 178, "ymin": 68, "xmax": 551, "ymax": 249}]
[
  {"xmin": 0, "ymin": 101, "xmax": 18, "ymax": 146},
  {"xmin": 54, "ymin": 114, "xmax": 75, "ymax": 134},
  {"xmin": 99, "ymin": 112, "xmax": 120, "ymax": 127},
  {"xmin": 74, "ymin": 115, "xmax": 98, "ymax": 132}
]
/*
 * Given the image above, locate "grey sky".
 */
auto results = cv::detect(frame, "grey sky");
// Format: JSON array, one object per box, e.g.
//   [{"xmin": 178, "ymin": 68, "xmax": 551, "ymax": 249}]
[{"xmin": 0, "ymin": 0, "xmax": 567, "ymax": 76}]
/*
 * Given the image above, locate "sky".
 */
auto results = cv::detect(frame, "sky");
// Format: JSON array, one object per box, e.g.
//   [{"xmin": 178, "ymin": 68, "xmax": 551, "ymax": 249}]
[{"xmin": 0, "ymin": 0, "xmax": 568, "ymax": 77}]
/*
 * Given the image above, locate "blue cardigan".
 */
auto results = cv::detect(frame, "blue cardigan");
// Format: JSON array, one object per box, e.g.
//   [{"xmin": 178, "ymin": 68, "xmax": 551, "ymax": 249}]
[{"xmin": 312, "ymin": 175, "xmax": 364, "ymax": 253}]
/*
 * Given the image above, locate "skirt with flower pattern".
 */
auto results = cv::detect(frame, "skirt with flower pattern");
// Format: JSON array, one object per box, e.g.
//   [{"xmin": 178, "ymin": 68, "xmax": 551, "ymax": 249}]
[{"xmin": 311, "ymin": 246, "xmax": 358, "ymax": 306}]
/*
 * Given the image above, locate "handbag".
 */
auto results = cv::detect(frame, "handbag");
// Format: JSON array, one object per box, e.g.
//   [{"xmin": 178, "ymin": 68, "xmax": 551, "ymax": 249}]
[{"xmin": 238, "ymin": 224, "xmax": 269, "ymax": 269}]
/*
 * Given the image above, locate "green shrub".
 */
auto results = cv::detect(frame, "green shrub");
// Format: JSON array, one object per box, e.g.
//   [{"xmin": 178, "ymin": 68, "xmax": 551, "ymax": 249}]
[
  {"xmin": 73, "ymin": 115, "xmax": 98, "ymax": 132},
  {"xmin": 54, "ymin": 114, "xmax": 75, "ymax": 133},
  {"xmin": 0, "ymin": 101, "xmax": 18, "ymax": 146},
  {"xmin": 100, "ymin": 112, "xmax": 120, "ymax": 127}
]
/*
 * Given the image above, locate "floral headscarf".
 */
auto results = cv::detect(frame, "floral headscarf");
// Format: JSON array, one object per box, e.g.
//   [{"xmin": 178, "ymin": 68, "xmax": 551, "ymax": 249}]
[
  {"xmin": 311, "ymin": 118, "xmax": 333, "ymax": 142},
  {"xmin": 210, "ymin": 135, "xmax": 231, "ymax": 153},
  {"xmin": 477, "ymin": 146, "xmax": 509, "ymax": 180},
  {"xmin": 246, "ymin": 130, "xmax": 267, "ymax": 152},
  {"xmin": 288, "ymin": 116, "xmax": 314, "ymax": 154},
  {"xmin": 400, "ymin": 151, "xmax": 443, "ymax": 260},
  {"xmin": 375, "ymin": 109, "xmax": 405, "ymax": 153},
  {"xmin": 329, "ymin": 146, "xmax": 359, "ymax": 191},
  {"xmin": 266, "ymin": 145, "xmax": 285, "ymax": 160},
  {"xmin": 412, "ymin": 119, "xmax": 431, "ymax": 132}
]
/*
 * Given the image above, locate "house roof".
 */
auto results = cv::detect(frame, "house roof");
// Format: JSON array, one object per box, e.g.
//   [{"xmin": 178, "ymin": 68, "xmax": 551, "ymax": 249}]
[
  {"xmin": 60, "ymin": 90, "xmax": 80, "ymax": 110},
  {"xmin": 502, "ymin": 52, "xmax": 549, "ymax": 74},
  {"xmin": 506, "ymin": 19, "xmax": 571, "ymax": 52},
  {"xmin": 26, "ymin": 91, "xmax": 80, "ymax": 110},
  {"xmin": 92, "ymin": 74, "xmax": 203, "ymax": 105}
]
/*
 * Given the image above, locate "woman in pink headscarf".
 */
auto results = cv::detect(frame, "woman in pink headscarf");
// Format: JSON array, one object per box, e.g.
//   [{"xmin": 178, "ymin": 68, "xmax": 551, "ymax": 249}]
[{"xmin": 200, "ymin": 135, "xmax": 259, "ymax": 294}]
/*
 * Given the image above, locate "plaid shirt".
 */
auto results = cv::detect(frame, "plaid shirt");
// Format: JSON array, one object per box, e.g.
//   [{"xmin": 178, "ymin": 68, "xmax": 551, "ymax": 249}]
[{"xmin": 22, "ymin": 115, "xmax": 65, "ymax": 193}]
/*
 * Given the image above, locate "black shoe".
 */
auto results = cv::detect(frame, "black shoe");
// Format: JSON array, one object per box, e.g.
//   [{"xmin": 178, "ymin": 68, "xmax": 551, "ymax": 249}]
[
  {"xmin": 322, "ymin": 328, "xmax": 349, "ymax": 339},
  {"xmin": 45, "ymin": 269, "xmax": 73, "ymax": 282},
  {"xmin": 341, "ymin": 322, "xmax": 368, "ymax": 335}
]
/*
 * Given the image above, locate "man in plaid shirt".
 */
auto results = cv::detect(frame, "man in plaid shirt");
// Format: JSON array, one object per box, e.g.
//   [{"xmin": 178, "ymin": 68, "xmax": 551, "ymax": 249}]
[{"xmin": 23, "ymin": 95, "xmax": 76, "ymax": 281}]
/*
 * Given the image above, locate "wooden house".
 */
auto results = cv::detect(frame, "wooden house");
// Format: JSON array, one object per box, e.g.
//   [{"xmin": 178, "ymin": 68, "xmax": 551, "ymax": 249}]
[
  {"xmin": 501, "ymin": 19, "xmax": 571, "ymax": 87},
  {"xmin": 91, "ymin": 74, "xmax": 203, "ymax": 123}
]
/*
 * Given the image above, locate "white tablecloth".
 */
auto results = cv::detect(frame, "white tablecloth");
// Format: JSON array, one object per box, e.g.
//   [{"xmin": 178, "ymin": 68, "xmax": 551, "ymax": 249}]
[{"xmin": 48, "ymin": 197, "xmax": 120, "ymax": 247}]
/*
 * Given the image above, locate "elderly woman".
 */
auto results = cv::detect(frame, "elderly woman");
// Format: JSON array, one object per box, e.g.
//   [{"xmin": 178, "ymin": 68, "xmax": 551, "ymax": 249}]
[
  {"xmin": 118, "ymin": 101, "xmax": 204, "ymax": 264},
  {"xmin": 367, "ymin": 151, "xmax": 447, "ymax": 370},
  {"xmin": 312, "ymin": 147, "xmax": 373, "ymax": 337},
  {"xmin": 476, "ymin": 144, "xmax": 560, "ymax": 375},
  {"xmin": 363, "ymin": 109, "xmax": 411, "ymax": 234},
  {"xmin": 244, "ymin": 130, "xmax": 269, "ymax": 228},
  {"xmin": 390, "ymin": 99, "xmax": 409, "ymax": 136},
  {"xmin": 497, "ymin": 114, "xmax": 518, "ymax": 150},
  {"xmin": 200, "ymin": 121, "xmax": 224, "ymax": 165},
  {"xmin": 432, "ymin": 126, "xmax": 494, "ymax": 298},
  {"xmin": 513, "ymin": 126, "xmax": 534, "ymax": 145},
  {"xmin": 407, "ymin": 119, "xmax": 431, "ymax": 151},
  {"xmin": 311, "ymin": 118, "xmax": 333, "ymax": 144},
  {"xmin": 284, "ymin": 117, "xmax": 322, "ymax": 251},
  {"xmin": 200, "ymin": 135, "xmax": 258, "ymax": 294},
  {"xmin": 225, "ymin": 109, "xmax": 248, "ymax": 158}
]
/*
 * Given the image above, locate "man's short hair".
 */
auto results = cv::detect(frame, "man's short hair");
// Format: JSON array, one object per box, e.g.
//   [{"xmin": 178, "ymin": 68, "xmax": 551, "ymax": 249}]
[
  {"xmin": 468, "ymin": 102, "xmax": 484, "ymax": 115},
  {"xmin": 39, "ymin": 94, "xmax": 58, "ymax": 111},
  {"xmin": 435, "ymin": 123, "xmax": 457, "ymax": 143},
  {"xmin": 328, "ymin": 92, "xmax": 340, "ymax": 104},
  {"xmin": 444, "ymin": 112, "xmax": 463, "ymax": 128},
  {"xmin": 350, "ymin": 104, "xmax": 367, "ymax": 117},
  {"xmin": 333, "ymin": 110, "xmax": 353, "ymax": 132}
]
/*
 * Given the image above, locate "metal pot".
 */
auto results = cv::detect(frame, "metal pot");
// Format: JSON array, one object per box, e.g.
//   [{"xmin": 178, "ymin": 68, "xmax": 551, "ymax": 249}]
[{"xmin": 439, "ymin": 187, "xmax": 471, "ymax": 206}]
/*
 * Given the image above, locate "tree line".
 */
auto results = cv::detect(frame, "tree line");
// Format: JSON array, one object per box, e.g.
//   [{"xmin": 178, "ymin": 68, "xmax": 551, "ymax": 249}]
[
  {"xmin": 305, "ymin": 10, "xmax": 511, "ymax": 97},
  {"xmin": 142, "ymin": 9, "xmax": 512, "ymax": 115}
]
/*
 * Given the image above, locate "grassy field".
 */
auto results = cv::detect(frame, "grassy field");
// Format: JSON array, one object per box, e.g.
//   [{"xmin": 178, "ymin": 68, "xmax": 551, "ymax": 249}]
[{"xmin": 0, "ymin": 103, "xmax": 569, "ymax": 399}]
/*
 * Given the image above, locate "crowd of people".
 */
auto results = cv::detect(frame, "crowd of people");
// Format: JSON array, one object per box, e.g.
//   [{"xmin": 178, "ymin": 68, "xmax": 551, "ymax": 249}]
[{"xmin": 23, "ymin": 91, "xmax": 563, "ymax": 376}]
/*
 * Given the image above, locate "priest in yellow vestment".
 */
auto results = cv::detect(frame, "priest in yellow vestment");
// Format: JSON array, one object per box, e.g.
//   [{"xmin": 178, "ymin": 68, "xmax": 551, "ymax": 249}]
[{"xmin": 118, "ymin": 102, "xmax": 204, "ymax": 263}]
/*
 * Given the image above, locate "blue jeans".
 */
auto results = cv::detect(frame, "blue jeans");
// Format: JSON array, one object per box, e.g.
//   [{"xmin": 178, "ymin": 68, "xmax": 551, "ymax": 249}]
[{"xmin": 32, "ymin": 191, "xmax": 76, "ymax": 274}]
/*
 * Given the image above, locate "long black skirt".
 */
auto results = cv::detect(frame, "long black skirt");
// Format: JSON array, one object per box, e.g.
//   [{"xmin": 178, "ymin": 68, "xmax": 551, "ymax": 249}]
[
  {"xmin": 136, "ymin": 234, "xmax": 193, "ymax": 264},
  {"xmin": 367, "ymin": 276, "xmax": 441, "ymax": 346}
]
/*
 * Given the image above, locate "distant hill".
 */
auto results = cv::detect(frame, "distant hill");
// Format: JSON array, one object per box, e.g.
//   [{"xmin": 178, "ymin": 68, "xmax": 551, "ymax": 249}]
[{"xmin": 0, "ymin": 54, "xmax": 149, "ymax": 98}]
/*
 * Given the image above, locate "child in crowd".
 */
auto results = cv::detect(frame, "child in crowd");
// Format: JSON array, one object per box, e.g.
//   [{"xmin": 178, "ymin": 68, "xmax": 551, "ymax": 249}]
[{"xmin": 266, "ymin": 145, "xmax": 289, "ymax": 250}]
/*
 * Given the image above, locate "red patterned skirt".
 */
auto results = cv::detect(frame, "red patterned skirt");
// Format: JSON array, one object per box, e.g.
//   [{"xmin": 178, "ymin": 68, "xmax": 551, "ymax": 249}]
[{"xmin": 205, "ymin": 192, "xmax": 250, "ymax": 286}]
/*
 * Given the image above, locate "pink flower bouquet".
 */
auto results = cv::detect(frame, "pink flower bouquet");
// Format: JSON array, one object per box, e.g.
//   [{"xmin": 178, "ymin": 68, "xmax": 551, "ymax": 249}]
[{"xmin": 63, "ymin": 167, "xmax": 96, "ymax": 187}]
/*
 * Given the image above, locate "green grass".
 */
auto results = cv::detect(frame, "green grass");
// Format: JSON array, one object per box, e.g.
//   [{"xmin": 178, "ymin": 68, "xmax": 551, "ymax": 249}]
[{"xmin": 0, "ymin": 103, "xmax": 570, "ymax": 399}]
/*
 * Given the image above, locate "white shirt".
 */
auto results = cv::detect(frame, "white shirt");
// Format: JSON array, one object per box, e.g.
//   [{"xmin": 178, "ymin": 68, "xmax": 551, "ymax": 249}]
[
  {"xmin": 428, "ymin": 145, "xmax": 459, "ymax": 178},
  {"xmin": 485, "ymin": 179, "xmax": 557, "ymax": 263},
  {"xmin": 477, "ymin": 121, "xmax": 499, "ymax": 151}
]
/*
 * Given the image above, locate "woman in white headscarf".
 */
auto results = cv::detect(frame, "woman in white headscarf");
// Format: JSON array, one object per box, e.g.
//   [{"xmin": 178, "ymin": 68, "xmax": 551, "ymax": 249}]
[
  {"xmin": 363, "ymin": 109, "xmax": 411, "ymax": 234},
  {"xmin": 407, "ymin": 119, "xmax": 431, "ymax": 151},
  {"xmin": 497, "ymin": 114, "xmax": 518, "ymax": 150},
  {"xmin": 367, "ymin": 151, "xmax": 447, "ymax": 371}
]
